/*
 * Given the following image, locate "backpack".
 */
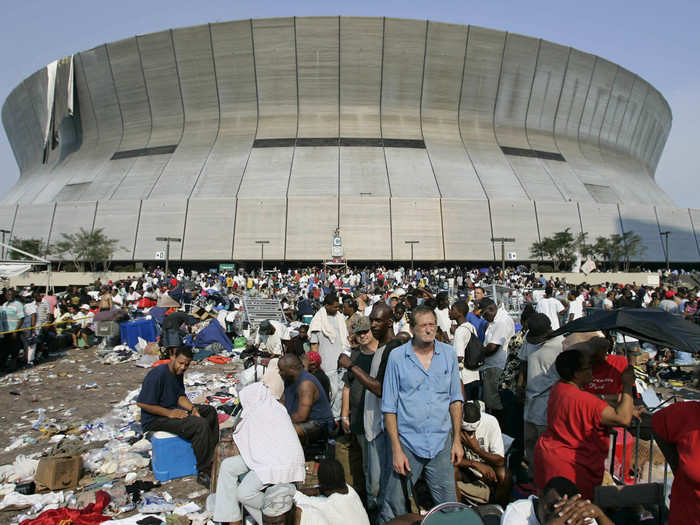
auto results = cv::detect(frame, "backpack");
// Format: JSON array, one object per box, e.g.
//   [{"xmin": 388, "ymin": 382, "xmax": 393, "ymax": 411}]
[{"xmin": 464, "ymin": 328, "xmax": 486, "ymax": 370}]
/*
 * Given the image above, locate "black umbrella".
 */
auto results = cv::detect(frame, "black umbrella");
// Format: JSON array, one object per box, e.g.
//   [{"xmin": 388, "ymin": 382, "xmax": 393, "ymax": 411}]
[{"xmin": 550, "ymin": 308, "xmax": 700, "ymax": 353}]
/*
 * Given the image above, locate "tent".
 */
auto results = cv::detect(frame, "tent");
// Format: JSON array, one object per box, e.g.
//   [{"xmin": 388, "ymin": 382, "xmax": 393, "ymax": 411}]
[
  {"xmin": 550, "ymin": 308, "xmax": 700, "ymax": 353},
  {"xmin": 156, "ymin": 293, "xmax": 180, "ymax": 308},
  {"xmin": 191, "ymin": 319, "xmax": 233, "ymax": 351}
]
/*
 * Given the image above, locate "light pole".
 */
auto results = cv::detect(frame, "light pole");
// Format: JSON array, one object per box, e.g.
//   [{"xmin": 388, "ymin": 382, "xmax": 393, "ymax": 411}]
[
  {"xmin": 0, "ymin": 229, "xmax": 10, "ymax": 260},
  {"xmin": 404, "ymin": 240, "xmax": 419, "ymax": 270},
  {"xmin": 155, "ymin": 236, "xmax": 181, "ymax": 277},
  {"xmin": 255, "ymin": 240, "xmax": 269, "ymax": 274},
  {"xmin": 491, "ymin": 237, "xmax": 516, "ymax": 273},
  {"xmin": 659, "ymin": 231, "xmax": 671, "ymax": 272}
]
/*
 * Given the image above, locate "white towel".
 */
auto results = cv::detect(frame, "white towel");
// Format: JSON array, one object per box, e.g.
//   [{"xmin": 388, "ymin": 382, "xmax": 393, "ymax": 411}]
[
  {"xmin": 295, "ymin": 485, "xmax": 370, "ymax": 525},
  {"xmin": 233, "ymin": 383, "xmax": 305, "ymax": 485}
]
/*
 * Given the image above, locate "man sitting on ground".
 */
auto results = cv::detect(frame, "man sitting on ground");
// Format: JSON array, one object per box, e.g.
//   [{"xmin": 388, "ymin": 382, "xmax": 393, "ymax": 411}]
[
  {"xmin": 136, "ymin": 346, "xmax": 219, "ymax": 486},
  {"xmin": 255, "ymin": 319, "xmax": 291, "ymax": 356},
  {"xmin": 278, "ymin": 354, "xmax": 335, "ymax": 446},
  {"xmin": 455, "ymin": 401, "xmax": 510, "ymax": 506}
]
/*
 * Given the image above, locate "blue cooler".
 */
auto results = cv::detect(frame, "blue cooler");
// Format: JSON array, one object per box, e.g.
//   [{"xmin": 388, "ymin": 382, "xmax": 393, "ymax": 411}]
[
  {"xmin": 301, "ymin": 315, "xmax": 313, "ymax": 325},
  {"xmin": 150, "ymin": 431, "xmax": 198, "ymax": 482},
  {"xmin": 120, "ymin": 318, "xmax": 158, "ymax": 350}
]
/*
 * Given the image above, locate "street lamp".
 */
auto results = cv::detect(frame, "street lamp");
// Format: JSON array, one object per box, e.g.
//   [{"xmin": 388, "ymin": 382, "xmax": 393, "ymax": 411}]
[
  {"xmin": 491, "ymin": 237, "xmax": 516, "ymax": 273},
  {"xmin": 659, "ymin": 231, "xmax": 671, "ymax": 272},
  {"xmin": 255, "ymin": 240, "xmax": 270, "ymax": 274},
  {"xmin": 155, "ymin": 236, "xmax": 181, "ymax": 277},
  {"xmin": 404, "ymin": 240, "xmax": 419, "ymax": 270}
]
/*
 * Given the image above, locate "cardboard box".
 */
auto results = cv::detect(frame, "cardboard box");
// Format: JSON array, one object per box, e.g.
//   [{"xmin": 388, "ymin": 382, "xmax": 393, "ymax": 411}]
[{"xmin": 35, "ymin": 455, "xmax": 82, "ymax": 490}]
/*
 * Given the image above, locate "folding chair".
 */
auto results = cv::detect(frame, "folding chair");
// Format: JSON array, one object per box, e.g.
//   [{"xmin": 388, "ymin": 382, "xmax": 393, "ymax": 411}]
[{"xmin": 421, "ymin": 502, "xmax": 484, "ymax": 525}]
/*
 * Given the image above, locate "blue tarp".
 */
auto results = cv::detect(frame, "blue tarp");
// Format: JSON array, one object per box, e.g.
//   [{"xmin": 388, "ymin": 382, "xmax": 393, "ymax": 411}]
[{"xmin": 192, "ymin": 320, "xmax": 233, "ymax": 351}]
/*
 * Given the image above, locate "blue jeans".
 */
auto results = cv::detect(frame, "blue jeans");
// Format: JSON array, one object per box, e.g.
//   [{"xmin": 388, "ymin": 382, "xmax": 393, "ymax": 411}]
[
  {"xmin": 357, "ymin": 431, "xmax": 389, "ymax": 510},
  {"xmin": 378, "ymin": 432, "xmax": 456, "ymax": 524}
]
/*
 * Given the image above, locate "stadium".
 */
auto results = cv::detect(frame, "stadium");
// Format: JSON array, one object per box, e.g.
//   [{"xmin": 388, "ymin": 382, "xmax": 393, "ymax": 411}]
[{"xmin": 1, "ymin": 17, "xmax": 699, "ymax": 264}]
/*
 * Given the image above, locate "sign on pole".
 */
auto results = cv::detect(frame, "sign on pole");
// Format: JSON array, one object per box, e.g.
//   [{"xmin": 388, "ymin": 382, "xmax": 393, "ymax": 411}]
[{"xmin": 154, "ymin": 251, "xmax": 165, "ymax": 260}]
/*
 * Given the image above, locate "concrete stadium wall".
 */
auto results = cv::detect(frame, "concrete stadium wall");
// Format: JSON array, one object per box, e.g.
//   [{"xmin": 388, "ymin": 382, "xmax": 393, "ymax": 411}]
[{"xmin": 2, "ymin": 17, "xmax": 696, "ymax": 263}]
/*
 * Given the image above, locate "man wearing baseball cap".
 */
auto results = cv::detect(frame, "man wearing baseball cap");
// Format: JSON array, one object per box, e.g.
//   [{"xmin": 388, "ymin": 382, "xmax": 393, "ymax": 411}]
[{"xmin": 455, "ymin": 401, "xmax": 509, "ymax": 506}]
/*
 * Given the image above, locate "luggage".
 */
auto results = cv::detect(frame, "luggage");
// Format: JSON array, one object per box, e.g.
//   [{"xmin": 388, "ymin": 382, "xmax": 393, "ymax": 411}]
[{"xmin": 211, "ymin": 428, "xmax": 240, "ymax": 493}]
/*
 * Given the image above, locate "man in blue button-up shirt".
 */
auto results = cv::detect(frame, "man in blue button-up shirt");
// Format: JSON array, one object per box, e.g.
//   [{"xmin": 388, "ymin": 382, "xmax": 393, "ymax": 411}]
[{"xmin": 378, "ymin": 305, "xmax": 464, "ymax": 523}]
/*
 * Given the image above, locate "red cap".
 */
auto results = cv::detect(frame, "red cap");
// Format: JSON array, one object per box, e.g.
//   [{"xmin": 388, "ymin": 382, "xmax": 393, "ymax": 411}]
[
  {"xmin": 307, "ymin": 351, "xmax": 322, "ymax": 365},
  {"xmin": 665, "ymin": 290, "xmax": 675, "ymax": 298}
]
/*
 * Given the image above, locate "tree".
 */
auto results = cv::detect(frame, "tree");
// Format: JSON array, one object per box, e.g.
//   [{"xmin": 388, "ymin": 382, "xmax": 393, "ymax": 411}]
[
  {"xmin": 529, "ymin": 228, "xmax": 577, "ymax": 271},
  {"xmin": 51, "ymin": 228, "xmax": 120, "ymax": 272},
  {"xmin": 8, "ymin": 238, "xmax": 47, "ymax": 260},
  {"xmin": 619, "ymin": 231, "xmax": 645, "ymax": 272},
  {"xmin": 590, "ymin": 231, "xmax": 645, "ymax": 271}
]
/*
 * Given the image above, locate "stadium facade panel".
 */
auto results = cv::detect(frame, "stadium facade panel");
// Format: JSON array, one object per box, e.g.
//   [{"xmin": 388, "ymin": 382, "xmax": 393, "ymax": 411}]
[{"xmin": 2, "ymin": 17, "xmax": 699, "ymax": 262}]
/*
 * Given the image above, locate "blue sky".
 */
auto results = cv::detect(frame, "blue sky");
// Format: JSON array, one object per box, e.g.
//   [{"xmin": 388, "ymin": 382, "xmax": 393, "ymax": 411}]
[{"xmin": 0, "ymin": 0, "xmax": 698, "ymax": 208}]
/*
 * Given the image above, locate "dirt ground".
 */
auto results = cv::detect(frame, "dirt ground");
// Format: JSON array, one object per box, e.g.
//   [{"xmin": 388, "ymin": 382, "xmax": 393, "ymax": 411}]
[{"xmin": 0, "ymin": 346, "xmax": 241, "ymax": 522}]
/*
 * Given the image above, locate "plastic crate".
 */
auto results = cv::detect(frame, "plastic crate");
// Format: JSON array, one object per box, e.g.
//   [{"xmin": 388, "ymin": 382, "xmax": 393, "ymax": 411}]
[
  {"xmin": 120, "ymin": 318, "xmax": 157, "ymax": 350},
  {"xmin": 150, "ymin": 431, "xmax": 198, "ymax": 482}
]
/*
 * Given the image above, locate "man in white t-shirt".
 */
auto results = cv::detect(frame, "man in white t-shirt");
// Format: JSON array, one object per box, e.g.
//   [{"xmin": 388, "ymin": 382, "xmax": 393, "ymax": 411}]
[
  {"xmin": 481, "ymin": 301, "xmax": 515, "ymax": 418},
  {"xmin": 255, "ymin": 319, "xmax": 291, "ymax": 356},
  {"xmin": 502, "ymin": 476, "xmax": 608, "ymax": 525},
  {"xmin": 567, "ymin": 289, "xmax": 584, "ymax": 322},
  {"xmin": 535, "ymin": 287, "xmax": 564, "ymax": 330},
  {"xmin": 449, "ymin": 301, "xmax": 480, "ymax": 399},
  {"xmin": 455, "ymin": 401, "xmax": 509, "ymax": 506}
]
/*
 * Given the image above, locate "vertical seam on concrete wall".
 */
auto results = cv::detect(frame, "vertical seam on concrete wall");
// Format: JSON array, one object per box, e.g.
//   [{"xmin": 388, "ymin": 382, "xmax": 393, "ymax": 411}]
[
  {"xmin": 533, "ymin": 201, "xmax": 542, "ymax": 243},
  {"xmin": 575, "ymin": 56, "xmax": 597, "ymax": 162},
  {"xmin": 179, "ymin": 198, "xmax": 189, "ymax": 260},
  {"xmin": 232, "ymin": 19, "xmax": 260, "ymax": 260},
  {"xmin": 379, "ymin": 17, "xmax": 393, "ymax": 260},
  {"xmin": 627, "ymin": 85, "xmax": 648, "ymax": 155},
  {"xmin": 420, "ymin": 20, "xmax": 445, "ymax": 261},
  {"xmin": 90, "ymin": 201, "xmax": 98, "ymax": 232},
  {"xmin": 9, "ymin": 204, "xmax": 19, "ymax": 240},
  {"xmin": 523, "ymin": 38, "xmax": 541, "ymax": 152},
  {"xmin": 486, "ymin": 199, "xmax": 496, "ymax": 261},
  {"xmin": 653, "ymin": 206, "xmax": 666, "ymax": 260},
  {"xmin": 597, "ymin": 65, "xmax": 618, "ymax": 154},
  {"xmin": 526, "ymin": 39, "xmax": 567, "ymax": 202},
  {"xmin": 187, "ymin": 23, "xmax": 222, "ymax": 201},
  {"xmin": 493, "ymin": 32, "xmax": 530, "ymax": 200},
  {"xmin": 616, "ymin": 202, "xmax": 625, "ymax": 237},
  {"xmin": 108, "ymin": 36, "xmax": 153, "ymax": 200},
  {"xmin": 337, "ymin": 16, "xmax": 341, "ymax": 230},
  {"xmin": 551, "ymin": 47, "xmax": 571, "ymax": 153},
  {"xmin": 104, "ymin": 45, "xmax": 126, "ymax": 156},
  {"xmin": 283, "ymin": 16, "xmax": 300, "ymax": 261},
  {"xmin": 576, "ymin": 202, "xmax": 585, "ymax": 244},
  {"xmin": 688, "ymin": 208, "xmax": 700, "ymax": 257},
  {"xmin": 46, "ymin": 202, "xmax": 57, "ymax": 253},
  {"xmin": 145, "ymin": 29, "xmax": 186, "ymax": 200},
  {"xmin": 613, "ymin": 76, "xmax": 635, "ymax": 149},
  {"xmin": 457, "ymin": 26, "xmax": 488, "ymax": 200},
  {"xmin": 131, "ymin": 200, "xmax": 142, "ymax": 260}
]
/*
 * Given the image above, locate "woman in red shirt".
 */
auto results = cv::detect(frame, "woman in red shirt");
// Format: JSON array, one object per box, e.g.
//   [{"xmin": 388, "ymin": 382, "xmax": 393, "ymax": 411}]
[
  {"xmin": 651, "ymin": 400, "xmax": 700, "ymax": 525},
  {"xmin": 534, "ymin": 348, "xmax": 637, "ymax": 499}
]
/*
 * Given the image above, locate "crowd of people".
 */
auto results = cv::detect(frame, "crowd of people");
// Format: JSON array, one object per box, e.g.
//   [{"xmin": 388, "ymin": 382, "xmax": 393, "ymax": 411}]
[{"xmin": 1, "ymin": 264, "xmax": 699, "ymax": 524}]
